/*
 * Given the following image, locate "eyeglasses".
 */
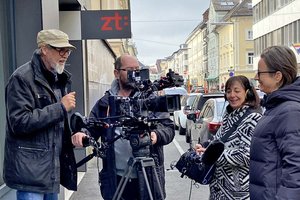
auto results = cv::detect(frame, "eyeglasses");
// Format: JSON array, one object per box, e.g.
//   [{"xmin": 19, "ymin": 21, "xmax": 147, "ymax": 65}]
[
  {"xmin": 118, "ymin": 67, "xmax": 139, "ymax": 72},
  {"xmin": 48, "ymin": 45, "xmax": 72, "ymax": 56},
  {"xmin": 256, "ymin": 70, "xmax": 277, "ymax": 77}
]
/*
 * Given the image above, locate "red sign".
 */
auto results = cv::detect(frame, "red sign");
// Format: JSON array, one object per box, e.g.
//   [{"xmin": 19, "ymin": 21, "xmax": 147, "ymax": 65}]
[{"xmin": 81, "ymin": 10, "xmax": 131, "ymax": 39}]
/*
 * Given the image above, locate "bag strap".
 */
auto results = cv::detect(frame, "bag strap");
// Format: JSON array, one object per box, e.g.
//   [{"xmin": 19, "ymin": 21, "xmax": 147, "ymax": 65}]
[{"xmin": 220, "ymin": 108, "xmax": 253, "ymax": 143}]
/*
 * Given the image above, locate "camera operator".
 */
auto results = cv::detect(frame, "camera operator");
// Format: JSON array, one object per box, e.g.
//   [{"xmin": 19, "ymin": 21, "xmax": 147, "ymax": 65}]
[{"xmin": 72, "ymin": 54, "xmax": 175, "ymax": 200}]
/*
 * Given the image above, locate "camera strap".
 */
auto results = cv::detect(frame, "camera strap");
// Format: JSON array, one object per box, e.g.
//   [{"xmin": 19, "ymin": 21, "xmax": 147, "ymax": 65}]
[{"xmin": 220, "ymin": 108, "xmax": 253, "ymax": 143}]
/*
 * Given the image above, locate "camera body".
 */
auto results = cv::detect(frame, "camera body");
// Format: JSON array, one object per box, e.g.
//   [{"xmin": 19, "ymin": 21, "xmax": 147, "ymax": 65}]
[{"xmin": 71, "ymin": 69, "xmax": 184, "ymax": 158}]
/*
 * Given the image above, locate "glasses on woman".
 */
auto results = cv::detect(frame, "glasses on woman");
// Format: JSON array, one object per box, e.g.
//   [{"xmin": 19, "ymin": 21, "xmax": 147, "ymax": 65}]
[
  {"xmin": 48, "ymin": 45, "xmax": 72, "ymax": 56},
  {"xmin": 256, "ymin": 70, "xmax": 277, "ymax": 78}
]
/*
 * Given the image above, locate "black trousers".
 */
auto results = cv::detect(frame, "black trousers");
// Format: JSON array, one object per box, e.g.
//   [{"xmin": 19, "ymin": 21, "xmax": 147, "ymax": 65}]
[{"xmin": 116, "ymin": 175, "xmax": 140, "ymax": 200}]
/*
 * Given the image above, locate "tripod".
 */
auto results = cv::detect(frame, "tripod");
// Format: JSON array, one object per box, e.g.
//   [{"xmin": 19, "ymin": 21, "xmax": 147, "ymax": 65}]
[{"xmin": 112, "ymin": 156, "xmax": 164, "ymax": 200}]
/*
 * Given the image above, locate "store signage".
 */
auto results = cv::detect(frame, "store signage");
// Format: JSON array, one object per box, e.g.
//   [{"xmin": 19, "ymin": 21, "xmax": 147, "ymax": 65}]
[{"xmin": 81, "ymin": 10, "xmax": 131, "ymax": 39}]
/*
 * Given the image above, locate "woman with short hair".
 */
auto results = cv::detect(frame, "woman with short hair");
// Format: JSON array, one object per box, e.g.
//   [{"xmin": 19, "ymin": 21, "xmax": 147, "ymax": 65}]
[{"xmin": 250, "ymin": 45, "xmax": 300, "ymax": 199}]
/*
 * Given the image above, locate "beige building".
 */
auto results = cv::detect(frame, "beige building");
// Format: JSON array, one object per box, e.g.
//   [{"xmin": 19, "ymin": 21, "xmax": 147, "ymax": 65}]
[
  {"xmin": 185, "ymin": 9, "xmax": 209, "ymax": 88},
  {"xmin": 164, "ymin": 44, "xmax": 189, "ymax": 81},
  {"xmin": 215, "ymin": 0, "xmax": 256, "ymax": 89}
]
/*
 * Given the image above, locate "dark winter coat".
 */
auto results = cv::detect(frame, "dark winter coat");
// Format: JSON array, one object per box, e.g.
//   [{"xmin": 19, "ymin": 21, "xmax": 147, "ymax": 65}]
[
  {"xmin": 87, "ymin": 80, "xmax": 175, "ymax": 200},
  {"xmin": 3, "ymin": 51, "xmax": 77, "ymax": 193},
  {"xmin": 250, "ymin": 77, "xmax": 300, "ymax": 200}
]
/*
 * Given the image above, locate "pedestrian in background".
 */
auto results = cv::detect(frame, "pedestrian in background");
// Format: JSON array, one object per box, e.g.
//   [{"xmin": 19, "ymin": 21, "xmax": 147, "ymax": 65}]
[
  {"xmin": 4, "ymin": 29, "xmax": 79, "ymax": 200},
  {"xmin": 195, "ymin": 75, "xmax": 262, "ymax": 199},
  {"xmin": 250, "ymin": 45, "xmax": 300, "ymax": 199},
  {"xmin": 72, "ymin": 54, "xmax": 175, "ymax": 200}
]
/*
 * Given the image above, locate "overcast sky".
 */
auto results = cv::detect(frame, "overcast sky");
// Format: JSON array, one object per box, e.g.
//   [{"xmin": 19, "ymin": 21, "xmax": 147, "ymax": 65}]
[{"xmin": 130, "ymin": 0, "xmax": 210, "ymax": 66}]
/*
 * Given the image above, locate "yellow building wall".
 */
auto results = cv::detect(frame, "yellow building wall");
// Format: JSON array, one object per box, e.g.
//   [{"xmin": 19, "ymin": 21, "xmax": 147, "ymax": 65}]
[
  {"xmin": 217, "ymin": 15, "xmax": 256, "ymax": 89},
  {"xmin": 234, "ymin": 16, "xmax": 256, "ymax": 80},
  {"xmin": 218, "ymin": 24, "xmax": 233, "ymax": 89}
]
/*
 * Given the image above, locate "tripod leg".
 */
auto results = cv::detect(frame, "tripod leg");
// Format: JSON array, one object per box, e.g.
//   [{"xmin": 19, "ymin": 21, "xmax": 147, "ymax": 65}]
[
  {"xmin": 151, "ymin": 165, "xmax": 164, "ymax": 199},
  {"xmin": 140, "ymin": 163, "xmax": 154, "ymax": 200},
  {"xmin": 139, "ymin": 158, "xmax": 164, "ymax": 200},
  {"xmin": 112, "ymin": 158, "xmax": 137, "ymax": 200}
]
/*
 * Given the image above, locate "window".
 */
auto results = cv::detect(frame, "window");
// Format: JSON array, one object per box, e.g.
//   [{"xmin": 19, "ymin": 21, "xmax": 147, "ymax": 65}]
[
  {"xmin": 246, "ymin": 30, "xmax": 253, "ymax": 40},
  {"xmin": 247, "ymin": 52, "xmax": 254, "ymax": 65}
]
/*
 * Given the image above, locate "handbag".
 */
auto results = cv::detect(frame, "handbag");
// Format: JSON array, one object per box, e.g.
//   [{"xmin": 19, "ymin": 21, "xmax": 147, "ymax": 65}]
[
  {"xmin": 175, "ymin": 139, "xmax": 224, "ymax": 184},
  {"xmin": 175, "ymin": 108, "xmax": 252, "ymax": 184}
]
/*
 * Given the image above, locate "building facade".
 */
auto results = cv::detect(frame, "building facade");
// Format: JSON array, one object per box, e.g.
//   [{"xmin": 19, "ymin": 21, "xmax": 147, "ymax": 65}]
[
  {"xmin": 0, "ymin": 0, "xmax": 136, "ymax": 199},
  {"xmin": 252, "ymin": 0, "xmax": 300, "ymax": 71},
  {"xmin": 185, "ymin": 12, "xmax": 208, "ymax": 89},
  {"xmin": 206, "ymin": 0, "xmax": 239, "ymax": 91},
  {"xmin": 216, "ymin": 0, "xmax": 255, "ymax": 89}
]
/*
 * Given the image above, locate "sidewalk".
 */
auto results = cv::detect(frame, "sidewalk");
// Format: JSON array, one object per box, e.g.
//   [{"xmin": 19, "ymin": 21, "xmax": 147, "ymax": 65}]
[{"xmin": 70, "ymin": 157, "xmax": 103, "ymax": 200}]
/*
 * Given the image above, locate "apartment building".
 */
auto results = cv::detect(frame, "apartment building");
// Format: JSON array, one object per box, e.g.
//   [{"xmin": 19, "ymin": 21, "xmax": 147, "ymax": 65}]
[
  {"xmin": 165, "ymin": 44, "xmax": 189, "ymax": 81},
  {"xmin": 216, "ymin": 0, "xmax": 256, "ymax": 88},
  {"xmin": 185, "ymin": 9, "xmax": 209, "ymax": 89},
  {"xmin": 252, "ymin": 0, "xmax": 300, "ymax": 71},
  {"xmin": 206, "ymin": 0, "xmax": 240, "ymax": 91}
]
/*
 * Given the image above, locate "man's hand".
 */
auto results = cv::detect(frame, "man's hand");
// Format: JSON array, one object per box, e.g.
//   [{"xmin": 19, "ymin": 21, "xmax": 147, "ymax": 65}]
[
  {"xmin": 61, "ymin": 91, "xmax": 76, "ymax": 112},
  {"xmin": 72, "ymin": 132, "xmax": 87, "ymax": 147},
  {"xmin": 151, "ymin": 131, "xmax": 157, "ymax": 145}
]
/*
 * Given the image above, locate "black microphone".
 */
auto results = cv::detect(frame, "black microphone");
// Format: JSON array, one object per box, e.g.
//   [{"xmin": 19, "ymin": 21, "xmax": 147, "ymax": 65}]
[{"xmin": 70, "ymin": 112, "xmax": 87, "ymax": 132}]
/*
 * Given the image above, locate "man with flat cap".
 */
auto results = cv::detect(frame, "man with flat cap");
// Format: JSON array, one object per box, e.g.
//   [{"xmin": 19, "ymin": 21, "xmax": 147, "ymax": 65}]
[{"xmin": 3, "ymin": 29, "xmax": 81, "ymax": 200}]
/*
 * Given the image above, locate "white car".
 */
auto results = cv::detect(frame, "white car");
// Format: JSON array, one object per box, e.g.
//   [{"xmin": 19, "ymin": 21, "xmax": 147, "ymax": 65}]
[{"xmin": 173, "ymin": 93, "xmax": 198, "ymax": 135}]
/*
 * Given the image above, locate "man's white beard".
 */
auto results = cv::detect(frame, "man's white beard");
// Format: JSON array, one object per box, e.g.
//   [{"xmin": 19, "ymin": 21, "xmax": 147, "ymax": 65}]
[{"xmin": 54, "ymin": 63, "xmax": 65, "ymax": 74}]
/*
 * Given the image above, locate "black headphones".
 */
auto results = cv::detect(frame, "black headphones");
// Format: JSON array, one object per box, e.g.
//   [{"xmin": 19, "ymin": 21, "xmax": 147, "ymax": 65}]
[{"xmin": 224, "ymin": 80, "xmax": 254, "ymax": 101}]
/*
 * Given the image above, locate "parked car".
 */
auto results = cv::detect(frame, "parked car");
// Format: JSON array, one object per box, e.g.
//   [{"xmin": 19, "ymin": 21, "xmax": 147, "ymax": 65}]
[
  {"xmin": 185, "ymin": 93, "xmax": 224, "ymax": 143},
  {"xmin": 187, "ymin": 97, "xmax": 228, "ymax": 147},
  {"xmin": 191, "ymin": 86, "xmax": 205, "ymax": 93},
  {"xmin": 173, "ymin": 93, "xmax": 198, "ymax": 135}
]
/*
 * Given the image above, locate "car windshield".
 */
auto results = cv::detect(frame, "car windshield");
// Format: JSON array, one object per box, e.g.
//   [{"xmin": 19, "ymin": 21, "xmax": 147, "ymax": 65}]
[
  {"xmin": 181, "ymin": 96, "xmax": 188, "ymax": 106},
  {"xmin": 216, "ymin": 101, "xmax": 227, "ymax": 116},
  {"xmin": 187, "ymin": 96, "xmax": 196, "ymax": 106}
]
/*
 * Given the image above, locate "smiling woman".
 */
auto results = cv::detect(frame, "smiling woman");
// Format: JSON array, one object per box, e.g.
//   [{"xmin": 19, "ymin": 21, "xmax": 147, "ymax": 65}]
[
  {"xmin": 195, "ymin": 75, "xmax": 262, "ymax": 199},
  {"xmin": 250, "ymin": 46, "xmax": 300, "ymax": 200}
]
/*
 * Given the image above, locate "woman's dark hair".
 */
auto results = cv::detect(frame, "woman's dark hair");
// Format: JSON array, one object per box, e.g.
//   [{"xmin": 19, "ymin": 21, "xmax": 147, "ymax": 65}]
[
  {"xmin": 260, "ymin": 45, "xmax": 298, "ymax": 87},
  {"xmin": 225, "ymin": 75, "xmax": 260, "ymax": 109}
]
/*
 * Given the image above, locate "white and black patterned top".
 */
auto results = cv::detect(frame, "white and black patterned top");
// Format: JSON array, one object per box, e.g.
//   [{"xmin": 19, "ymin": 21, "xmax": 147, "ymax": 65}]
[{"xmin": 209, "ymin": 105, "xmax": 262, "ymax": 200}]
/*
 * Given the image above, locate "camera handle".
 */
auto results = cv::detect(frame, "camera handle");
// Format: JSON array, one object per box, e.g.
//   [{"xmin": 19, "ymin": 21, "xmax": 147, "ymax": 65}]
[
  {"xmin": 76, "ymin": 148, "xmax": 98, "ymax": 168},
  {"xmin": 112, "ymin": 157, "xmax": 164, "ymax": 200},
  {"xmin": 76, "ymin": 134, "xmax": 124, "ymax": 168}
]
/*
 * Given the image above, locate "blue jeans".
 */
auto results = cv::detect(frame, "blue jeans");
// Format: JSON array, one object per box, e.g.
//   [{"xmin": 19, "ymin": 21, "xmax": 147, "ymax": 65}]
[{"xmin": 16, "ymin": 191, "xmax": 58, "ymax": 200}]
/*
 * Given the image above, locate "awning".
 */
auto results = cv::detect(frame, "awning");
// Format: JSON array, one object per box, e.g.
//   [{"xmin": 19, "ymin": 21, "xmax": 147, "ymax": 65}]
[{"xmin": 205, "ymin": 76, "xmax": 219, "ymax": 81}]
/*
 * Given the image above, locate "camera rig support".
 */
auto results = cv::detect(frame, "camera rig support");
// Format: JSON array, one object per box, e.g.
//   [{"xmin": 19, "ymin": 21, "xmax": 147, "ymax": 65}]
[{"xmin": 70, "ymin": 68, "xmax": 184, "ymax": 199}]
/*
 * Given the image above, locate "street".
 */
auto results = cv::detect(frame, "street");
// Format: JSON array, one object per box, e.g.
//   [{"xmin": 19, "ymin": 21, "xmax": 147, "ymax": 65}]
[
  {"xmin": 70, "ymin": 130, "xmax": 210, "ymax": 200},
  {"xmin": 164, "ymin": 130, "xmax": 210, "ymax": 200}
]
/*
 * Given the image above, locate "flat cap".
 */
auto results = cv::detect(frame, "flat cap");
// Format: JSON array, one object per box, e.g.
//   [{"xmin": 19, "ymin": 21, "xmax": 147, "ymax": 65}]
[{"xmin": 37, "ymin": 29, "xmax": 76, "ymax": 49}]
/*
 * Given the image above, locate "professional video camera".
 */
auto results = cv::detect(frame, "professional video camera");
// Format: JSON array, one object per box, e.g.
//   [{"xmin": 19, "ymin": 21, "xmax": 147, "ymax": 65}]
[
  {"xmin": 71, "ymin": 69, "xmax": 184, "ymax": 200},
  {"xmin": 114, "ymin": 68, "xmax": 184, "ymax": 115},
  {"xmin": 71, "ymin": 68, "xmax": 184, "ymax": 160}
]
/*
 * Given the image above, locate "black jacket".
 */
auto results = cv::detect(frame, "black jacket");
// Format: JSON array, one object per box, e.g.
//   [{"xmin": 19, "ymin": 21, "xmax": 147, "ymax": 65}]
[
  {"xmin": 250, "ymin": 77, "xmax": 300, "ymax": 200},
  {"xmin": 3, "ymin": 50, "xmax": 77, "ymax": 193},
  {"xmin": 88, "ymin": 80, "xmax": 175, "ymax": 200}
]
